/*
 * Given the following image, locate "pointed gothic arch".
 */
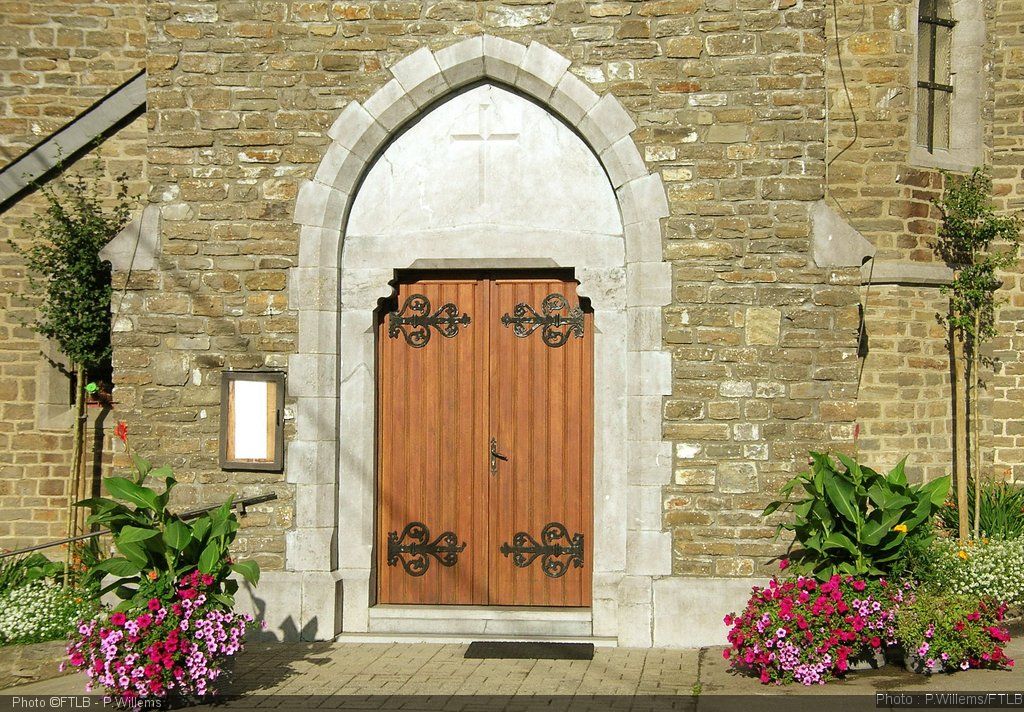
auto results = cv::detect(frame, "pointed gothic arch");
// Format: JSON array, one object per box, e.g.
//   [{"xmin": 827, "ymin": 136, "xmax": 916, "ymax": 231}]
[{"xmin": 279, "ymin": 36, "xmax": 673, "ymax": 645}]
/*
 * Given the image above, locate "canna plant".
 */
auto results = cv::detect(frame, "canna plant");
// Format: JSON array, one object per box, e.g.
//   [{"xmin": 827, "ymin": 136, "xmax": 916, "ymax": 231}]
[
  {"xmin": 764, "ymin": 453, "xmax": 950, "ymax": 579},
  {"xmin": 76, "ymin": 423, "xmax": 259, "ymax": 612}
]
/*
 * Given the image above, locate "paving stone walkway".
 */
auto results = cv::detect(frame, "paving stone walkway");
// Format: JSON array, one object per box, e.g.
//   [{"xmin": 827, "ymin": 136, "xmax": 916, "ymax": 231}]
[{"xmin": 5, "ymin": 639, "xmax": 1022, "ymax": 710}]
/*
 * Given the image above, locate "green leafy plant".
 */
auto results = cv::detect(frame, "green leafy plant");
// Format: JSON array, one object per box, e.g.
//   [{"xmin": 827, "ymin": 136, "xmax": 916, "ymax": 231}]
[
  {"xmin": 937, "ymin": 481, "xmax": 1024, "ymax": 540},
  {"xmin": 0, "ymin": 552, "xmax": 63, "ymax": 597},
  {"xmin": 7, "ymin": 159, "xmax": 135, "ymax": 562},
  {"xmin": 933, "ymin": 168, "xmax": 1021, "ymax": 539},
  {"xmin": 764, "ymin": 452, "xmax": 950, "ymax": 578},
  {"xmin": 77, "ymin": 423, "xmax": 260, "ymax": 612},
  {"xmin": 896, "ymin": 590, "xmax": 1013, "ymax": 673}
]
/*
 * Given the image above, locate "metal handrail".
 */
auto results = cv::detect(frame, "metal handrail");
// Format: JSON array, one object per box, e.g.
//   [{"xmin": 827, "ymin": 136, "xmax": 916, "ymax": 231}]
[{"xmin": 0, "ymin": 492, "xmax": 278, "ymax": 559}]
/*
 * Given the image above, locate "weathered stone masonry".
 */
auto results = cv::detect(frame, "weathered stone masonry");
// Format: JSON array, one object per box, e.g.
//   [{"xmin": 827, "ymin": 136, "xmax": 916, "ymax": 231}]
[
  {"xmin": 120, "ymin": 0, "xmax": 861, "ymax": 645},
  {"xmin": 7, "ymin": 0, "xmax": 1023, "ymax": 647},
  {"xmin": 0, "ymin": 0, "xmax": 146, "ymax": 549}
]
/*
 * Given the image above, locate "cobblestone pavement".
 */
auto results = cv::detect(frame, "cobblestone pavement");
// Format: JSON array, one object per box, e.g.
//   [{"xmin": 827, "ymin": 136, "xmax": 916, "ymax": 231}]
[{"xmin": 5, "ymin": 640, "xmax": 1022, "ymax": 710}]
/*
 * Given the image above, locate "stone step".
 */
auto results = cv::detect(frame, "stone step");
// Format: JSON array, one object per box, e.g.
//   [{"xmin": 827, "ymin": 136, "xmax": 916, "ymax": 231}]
[{"xmin": 364, "ymin": 605, "xmax": 595, "ymax": 639}]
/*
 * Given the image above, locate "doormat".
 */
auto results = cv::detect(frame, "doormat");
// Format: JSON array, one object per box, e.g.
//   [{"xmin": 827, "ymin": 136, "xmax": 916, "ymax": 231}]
[{"xmin": 464, "ymin": 641, "xmax": 595, "ymax": 660}]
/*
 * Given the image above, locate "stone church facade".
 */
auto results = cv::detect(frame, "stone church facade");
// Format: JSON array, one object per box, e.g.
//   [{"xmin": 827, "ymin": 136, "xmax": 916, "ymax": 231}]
[{"xmin": 2, "ymin": 0, "xmax": 1022, "ymax": 647}]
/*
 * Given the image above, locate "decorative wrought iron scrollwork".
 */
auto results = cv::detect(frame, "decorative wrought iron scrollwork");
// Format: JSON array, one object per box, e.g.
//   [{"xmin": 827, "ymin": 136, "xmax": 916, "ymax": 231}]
[
  {"xmin": 499, "ymin": 522, "xmax": 584, "ymax": 579},
  {"xmin": 500, "ymin": 293, "xmax": 584, "ymax": 348},
  {"xmin": 388, "ymin": 294, "xmax": 471, "ymax": 348},
  {"xmin": 387, "ymin": 522, "xmax": 466, "ymax": 577}
]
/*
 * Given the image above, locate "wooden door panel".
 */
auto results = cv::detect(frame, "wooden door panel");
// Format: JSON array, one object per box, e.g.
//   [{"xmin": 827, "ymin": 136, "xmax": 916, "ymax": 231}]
[
  {"xmin": 376, "ymin": 279, "xmax": 489, "ymax": 604},
  {"xmin": 488, "ymin": 279, "xmax": 593, "ymax": 607}
]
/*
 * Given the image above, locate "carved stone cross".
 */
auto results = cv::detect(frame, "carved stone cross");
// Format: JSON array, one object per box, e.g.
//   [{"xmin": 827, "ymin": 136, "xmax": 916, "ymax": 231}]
[{"xmin": 450, "ymin": 102, "xmax": 519, "ymax": 204}]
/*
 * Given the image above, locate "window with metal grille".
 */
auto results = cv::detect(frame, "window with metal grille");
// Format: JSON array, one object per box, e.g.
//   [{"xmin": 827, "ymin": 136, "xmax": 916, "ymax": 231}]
[{"xmin": 916, "ymin": 0, "xmax": 956, "ymax": 152}]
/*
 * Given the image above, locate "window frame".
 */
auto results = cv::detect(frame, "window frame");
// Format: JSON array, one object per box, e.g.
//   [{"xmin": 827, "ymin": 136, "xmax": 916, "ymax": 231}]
[
  {"xmin": 908, "ymin": 0, "xmax": 985, "ymax": 172},
  {"xmin": 916, "ymin": 2, "xmax": 955, "ymax": 153}
]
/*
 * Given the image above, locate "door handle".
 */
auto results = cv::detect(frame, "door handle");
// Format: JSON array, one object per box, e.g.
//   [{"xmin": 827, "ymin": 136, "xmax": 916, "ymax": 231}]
[{"xmin": 490, "ymin": 437, "xmax": 508, "ymax": 475}]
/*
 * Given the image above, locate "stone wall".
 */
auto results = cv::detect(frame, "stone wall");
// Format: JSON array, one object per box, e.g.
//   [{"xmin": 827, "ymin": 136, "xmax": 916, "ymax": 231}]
[
  {"xmin": 0, "ymin": 0, "xmax": 146, "ymax": 162},
  {"xmin": 124, "ymin": 0, "xmax": 860, "ymax": 584},
  {"xmin": 824, "ymin": 0, "xmax": 1024, "ymax": 485},
  {"xmin": 0, "ymin": 0, "xmax": 147, "ymax": 550},
  {"xmin": 0, "ymin": 125, "xmax": 146, "ymax": 550},
  {"xmin": 856, "ymin": 284, "xmax": 953, "ymax": 483}
]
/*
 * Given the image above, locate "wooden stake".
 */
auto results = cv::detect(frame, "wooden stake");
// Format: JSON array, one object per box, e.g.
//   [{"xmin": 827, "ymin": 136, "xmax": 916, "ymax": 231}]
[
  {"xmin": 64, "ymin": 362, "xmax": 87, "ymax": 582},
  {"xmin": 952, "ymin": 318, "xmax": 969, "ymax": 541}
]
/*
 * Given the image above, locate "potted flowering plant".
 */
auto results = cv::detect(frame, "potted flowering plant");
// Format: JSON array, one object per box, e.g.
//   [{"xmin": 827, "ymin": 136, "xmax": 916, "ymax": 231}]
[
  {"xmin": 896, "ymin": 590, "xmax": 1014, "ymax": 674},
  {"xmin": 64, "ymin": 423, "xmax": 262, "ymax": 699},
  {"xmin": 724, "ymin": 574, "xmax": 901, "ymax": 685}
]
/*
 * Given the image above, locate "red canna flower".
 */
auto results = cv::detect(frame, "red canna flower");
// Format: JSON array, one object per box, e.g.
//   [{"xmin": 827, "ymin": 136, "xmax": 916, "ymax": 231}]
[{"xmin": 114, "ymin": 421, "xmax": 128, "ymax": 444}]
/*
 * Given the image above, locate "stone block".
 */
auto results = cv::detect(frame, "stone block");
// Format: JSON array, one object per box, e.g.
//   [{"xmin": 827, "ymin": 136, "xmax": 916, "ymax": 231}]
[
  {"xmin": 293, "ymin": 180, "xmax": 347, "ymax": 228},
  {"xmin": 482, "ymin": 34, "xmax": 527, "ymax": 85},
  {"xmin": 549, "ymin": 71, "xmax": 600, "ymax": 125},
  {"xmin": 295, "ymin": 482, "xmax": 336, "ymax": 529},
  {"xmin": 297, "ymin": 309, "xmax": 338, "ymax": 355},
  {"xmin": 514, "ymin": 41, "xmax": 570, "ymax": 102},
  {"xmin": 326, "ymin": 102, "xmax": 387, "ymax": 161},
  {"xmin": 285, "ymin": 526, "xmax": 335, "ymax": 571},
  {"xmin": 653, "ymin": 577, "xmax": 753, "ymax": 647},
  {"xmin": 101, "ymin": 204, "xmax": 160, "ymax": 271},
  {"xmin": 297, "ymin": 226, "xmax": 341, "ymax": 269},
  {"xmin": 666, "ymin": 36, "xmax": 703, "ymax": 58},
  {"xmin": 434, "ymin": 36, "xmax": 485, "ymax": 89},
  {"xmin": 294, "ymin": 395, "xmax": 338, "ymax": 442},
  {"xmin": 579, "ymin": 93, "xmax": 636, "ymax": 154},
  {"xmin": 626, "ymin": 262, "xmax": 672, "ymax": 307},
  {"xmin": 234, "ymin": 571, "xmax": 303, "ymax": 641},
  {"xmin": 289, "ymin": 266, "xmax": 338, "ymax": 312},
  {"xmin": 641, "ymin": 350, "xmax": 672, "ymax": 395},
  {"xmin": 340, "ymin": 269, "xmax": 393, "ymax": 310},
  {"xmin": 576, "ymin": 267, "xmax": 627, "ymax": 310},
  {"xmin": 389, "ymin": 46, "xmax": 450, "ymax": 108},
  {"xmin": 341, "ymin": 575, "xmax": 371, "ymax": 631},
  {"xmin": 624, "ymin": 220, "xmax": 664, "ymax": 263},
  {"xmin": 363, "ymin": 77, "xmax": 417, "ymax": 132},
  {"xmin": 627, "ymin": 529, "xmax": 672, "ymax": 575},
  {"xmin": 706, "ymin": 124, "xmax": 747, "ymax": 143},
  {"xmin": 617, "ymin": 173, "xmax": 670, "ymax": 225},
  {"xmin": 286, "ymin": 440, "xmax": 337, "ymax": 485},
  {"xmin": 718, "ymin": 461, "xmax": 758, "ymax": 493},
  {"xmin": 745, "ymin": 306, "xmax": 780, "ymax": 345},
  {"xmin": 314, "ymin": 142, "xmax": 368, "ymax": 195},
  {"xmin": 626, "ymin": 306, "xmax": 664, "ymax": 352},
  {"xmin": 627, "ymin": 485, "xmax": 664, "ymax": 532},
  {"xmin": 300, "ymin": 571, "xmax": 344, "ymax": 641},
  {"xmin": 626, "ymin": 394, "xmax": 662, "ymax": 435},
  {"xmin": 288, "ymin": 353, "xmax": 337, "ymax": 398},
  {"xmin": 591, "ymin": 597, "xmax": 619, "ymax": 638},
  {"xmin": 617, "ymin": 601, "xmax": 653, "ymax": 647},
  {"xmin": 600, "ymin": 135, "xmax": 647, "ymax": 189}
]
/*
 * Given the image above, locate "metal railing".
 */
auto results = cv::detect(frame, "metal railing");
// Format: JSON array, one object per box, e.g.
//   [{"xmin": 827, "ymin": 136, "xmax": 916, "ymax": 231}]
[{"xmin": 0, "ymin": 492, "xmax": 278, "ymax": 559}]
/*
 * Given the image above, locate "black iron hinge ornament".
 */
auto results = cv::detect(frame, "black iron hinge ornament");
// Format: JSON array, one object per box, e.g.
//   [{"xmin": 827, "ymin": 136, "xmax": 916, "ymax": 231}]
[
  {"xmin": 387, "ymin": 521, "xmax": 466, "ymax": 577},
  {"xmin": 388, "ymin": 294, "xmax": 471, "ymax": 348},
  {"xmin": 500, "ymin": 293, "xmax": 584, "ymax": 348},
  {"xmin": 499, "ymin": 522, "xmax": 584, "ymax": 579}
]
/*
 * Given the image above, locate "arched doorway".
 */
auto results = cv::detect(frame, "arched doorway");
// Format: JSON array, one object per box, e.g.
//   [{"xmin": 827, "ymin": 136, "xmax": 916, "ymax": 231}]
[{"xmin": 287, "ymin": 37, "xmax": 673, "ymax": 644}]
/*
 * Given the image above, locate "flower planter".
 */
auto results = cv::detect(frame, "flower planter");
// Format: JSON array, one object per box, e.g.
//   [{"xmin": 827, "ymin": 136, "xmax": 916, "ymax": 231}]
[
  {"xmin": 846, "ymin": 647, "xmax": 887, "ymax": 671},
  {"xmin": 904, "ymin": 652, "xmax": 946, "ymax": 675}
]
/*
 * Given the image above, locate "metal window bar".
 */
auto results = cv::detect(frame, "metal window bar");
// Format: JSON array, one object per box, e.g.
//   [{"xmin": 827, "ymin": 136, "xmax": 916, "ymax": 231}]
[
  {"xmin": 918, "ymin": 4, "xmax": 955, "ymax": 153},
  {"xmin": 0, "ymin": 492, "xmax": 278, "ymax": 559}
]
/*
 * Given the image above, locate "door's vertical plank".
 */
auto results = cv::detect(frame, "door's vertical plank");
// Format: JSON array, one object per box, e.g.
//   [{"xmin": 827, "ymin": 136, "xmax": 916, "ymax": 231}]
[
  {"xmin": 489, "ymin": 276, "xmax": 592, "ymax": 607},
  {"xmin": 582, "ymin": 306, "xmax": 594, "ymax": 606},
  {"xmin": 378, "ymin": 278, "xmax": 482, "ymax": 604}
]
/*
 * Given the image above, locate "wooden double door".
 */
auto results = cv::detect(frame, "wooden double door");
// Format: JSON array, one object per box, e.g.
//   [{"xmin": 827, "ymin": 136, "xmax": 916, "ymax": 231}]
[{"xmin": 376, "ymin": 274, "xmax": 593, "ymax": 607}]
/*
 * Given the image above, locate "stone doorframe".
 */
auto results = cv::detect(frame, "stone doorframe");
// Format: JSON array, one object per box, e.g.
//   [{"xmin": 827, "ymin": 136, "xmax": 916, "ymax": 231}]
[{"xmin": 286, "ymin": 36, "xmax": 673, "ymax": 646}]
